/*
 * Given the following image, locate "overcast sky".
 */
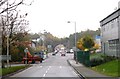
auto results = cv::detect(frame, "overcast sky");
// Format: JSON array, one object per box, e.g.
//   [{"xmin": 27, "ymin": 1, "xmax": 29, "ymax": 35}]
[{"xmin": 20, "ymin": 0, "xmax": 120, "ymax": 38}]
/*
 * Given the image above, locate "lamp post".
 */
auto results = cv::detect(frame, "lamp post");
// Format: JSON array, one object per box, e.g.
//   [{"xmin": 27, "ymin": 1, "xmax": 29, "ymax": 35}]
[
  {"xmin": 6, "ymin": 0, "xmax": 10, "ymax": 68},
  {"xmin": 39, "ymin": 30, "xmax": 46, "ymax": 51},
  {"xmin": 67, "ymin": 21, "xmax": 78, "ymax": 64},
  {"xmin": 43, "ymin": 30, "xmax": 47, "ymax": 51}
]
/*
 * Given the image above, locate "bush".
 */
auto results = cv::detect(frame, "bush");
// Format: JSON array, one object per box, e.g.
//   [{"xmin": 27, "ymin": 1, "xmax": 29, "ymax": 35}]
[
  {"xmin": 90, "ymin": 58, "xmax": 104, "ymax": 67},
  {"xmin": 101, "ymin": 55, "xmax": 117, "ymax": 62},
  {"xmin": 90, "ymin": 53, "xmax": 117, "ymax": 67}
]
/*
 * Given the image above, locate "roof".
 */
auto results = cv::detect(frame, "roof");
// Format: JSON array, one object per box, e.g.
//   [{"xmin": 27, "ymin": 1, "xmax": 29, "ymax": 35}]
[{"xmin": 100, "ymin": 8, "xmax": 120, "ymax": 23}]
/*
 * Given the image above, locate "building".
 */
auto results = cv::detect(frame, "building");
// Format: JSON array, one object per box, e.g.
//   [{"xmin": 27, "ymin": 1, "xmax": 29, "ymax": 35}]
[
  {"xmin": 100, "ymin": 5, "xmax": 120, "ymax": 57},
  {"xmin": 30, "ymin": 41, "xmax": 36, "ymax": 48}
]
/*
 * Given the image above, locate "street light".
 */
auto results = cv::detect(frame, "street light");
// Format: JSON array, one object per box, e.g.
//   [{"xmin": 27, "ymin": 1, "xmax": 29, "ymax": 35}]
[
  {"xmin": 67, "ymin": 21, "xmax": 78, "ymax": 64},
  {"xmin": 6, "ymin": 0, "xmax": 10, "ymax": 68},
  {"xmin": 39, "ymin": 30, "xmax": 46, "ymax": 51}
]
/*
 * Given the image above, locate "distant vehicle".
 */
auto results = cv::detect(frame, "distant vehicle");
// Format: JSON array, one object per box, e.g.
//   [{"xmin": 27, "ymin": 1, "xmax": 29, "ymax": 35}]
[
  {"xmin": 52, "ymin": 50, "xmax": 57, "ymax": 55},
  {"xmin": 66, "ymin": 49, "xmax": 74, "ymax": 53},
  {"xmin": 60, "ymin": 47, "xmax": 66, "ymax": 56},
  {"xmin": 61, "ymin": 52, "xmax": 66, "ymax": 56},
  {"xmin": 23, "ymin": 52, "xmax": 42, "ymax": 64},
  {"xmin": 66, "ymin": 49, "xmax": 70, "ymax": 53},
  {"xmin": 70, "ymin": 49, "xmax": 74, "ymax": 53}
]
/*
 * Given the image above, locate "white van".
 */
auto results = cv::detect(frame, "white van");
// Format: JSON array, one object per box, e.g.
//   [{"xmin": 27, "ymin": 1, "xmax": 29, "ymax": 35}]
[{"xmin": 60, "ymin": 47, "xmax": 66, "ymax": 56}]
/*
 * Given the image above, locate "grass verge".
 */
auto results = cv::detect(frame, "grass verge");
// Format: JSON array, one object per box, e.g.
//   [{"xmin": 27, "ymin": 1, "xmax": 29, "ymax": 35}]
[
  {"xmin": 0, "ymin": 65, "xmax": 30, "ymax": 76},
  {"xmin": 91, "ymin": 59, "xmax": 120, "ymax": 77}
]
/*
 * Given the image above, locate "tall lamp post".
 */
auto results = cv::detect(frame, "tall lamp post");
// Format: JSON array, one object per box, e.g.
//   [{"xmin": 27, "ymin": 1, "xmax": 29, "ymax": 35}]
[
  {"xmin": 6, "ymin": 0, "xmax": 10, "ymax": 68},
  {"xmin": 40, "ymin": 30, "xmax": 46, "ymax": 51},
  {"xmin": 67, "ymin": 21, "xmax": 78, "ymax": 64}
]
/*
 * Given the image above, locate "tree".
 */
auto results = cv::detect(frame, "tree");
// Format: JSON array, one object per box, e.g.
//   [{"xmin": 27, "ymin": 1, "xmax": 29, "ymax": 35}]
[
  {"xmin": 0, "ymin": 0, "xmax": 34, "ymax": 14},
  {"xmin": 0, "ymin": 0, "xmax": 33, "ymax": 68},
  {"xmin": 93, "ymin": 43, "xmax": 100, "ymax": 50},
  {"xmin": 77, "ymin": 35, "xmax": 95, "ymax": 51},
  {"xmin": 68, "ymin": 29, "xmax": 100, "ymax": 49},
  {"xmin": 82, "ymin": 35, "xmax": 95, "ymax": 50},
  {"xmin": 77, "ymin": 38, "xmax": 85, "ymax": 50}
]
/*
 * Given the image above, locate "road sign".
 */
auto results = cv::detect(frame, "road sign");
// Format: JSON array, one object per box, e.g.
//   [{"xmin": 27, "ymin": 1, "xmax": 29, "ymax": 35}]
[
  {"xmin": 24, "ymin": 48, "xmax": 29, "ymax": 53},
  {"xmin": 0, "ymin": 55, "xmax": 11, "ymax": 60}
]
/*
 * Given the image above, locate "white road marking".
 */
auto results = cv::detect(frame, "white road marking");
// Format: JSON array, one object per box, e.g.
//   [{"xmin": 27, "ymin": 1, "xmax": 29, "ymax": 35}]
[
  {"xmin": 59, "ymin": 66, "xmax": 62, "ymax": 68},
  {"xmin": 49, "ymin": 66, "xmax": 51, "ymax": 68},
  {"xmin": 47, "ymin": 68, "xmax": 50, "ymax": 70},
  {"xmin": 40, "ymin": 66, "xmax": 42, "ymax": 68},
  {"xmin": 47, "ymin": 66, "xmax": 51, "ymax": 70},
  {"xmin": 43, "ymin": 74, "xmax": 46, "ymax": 77},
  {"xmin": 46, "ymin": 70, "xmax": 48, "ymax": 73},
  {"xmin": 43, "ymin": 66, "xmax": 50, "ymax": 77}
]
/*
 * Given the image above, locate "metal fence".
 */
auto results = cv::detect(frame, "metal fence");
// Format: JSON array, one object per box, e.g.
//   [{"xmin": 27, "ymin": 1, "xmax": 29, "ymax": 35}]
[{"xmin": 76, "ymin": 50, "xmax": 90, "ymax": 67}]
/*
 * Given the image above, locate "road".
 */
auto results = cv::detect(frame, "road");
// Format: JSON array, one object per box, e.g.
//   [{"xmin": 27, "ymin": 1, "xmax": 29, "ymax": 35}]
[{"xmin": 9, "ymin": 53, "xmax": 81, "ymax": 78}]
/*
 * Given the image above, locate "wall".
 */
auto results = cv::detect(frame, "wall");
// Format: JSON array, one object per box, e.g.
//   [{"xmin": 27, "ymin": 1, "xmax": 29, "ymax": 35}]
[{"xmin": 100, "ymin": 9, "xmax": 120, "ymax": 57}]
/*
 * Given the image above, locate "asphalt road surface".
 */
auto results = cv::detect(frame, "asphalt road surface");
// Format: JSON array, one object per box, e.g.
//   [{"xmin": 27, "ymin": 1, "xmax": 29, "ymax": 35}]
[{"xmin": 10, "ymin": 53, "xmax": 81, "ymax": 78}]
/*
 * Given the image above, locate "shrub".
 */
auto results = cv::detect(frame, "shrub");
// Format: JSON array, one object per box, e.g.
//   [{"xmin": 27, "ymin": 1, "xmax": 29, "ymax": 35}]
[
  {"xmin": 101, "ymin": 55, "xmax": 117, "ymax": 62},
  {"xmin": 90, "ymin": 54, "xmax": 117, "ymax": 67},
  {"xmin": 90, "ymin": 58, "xmax": 104, "ymax": 67}
]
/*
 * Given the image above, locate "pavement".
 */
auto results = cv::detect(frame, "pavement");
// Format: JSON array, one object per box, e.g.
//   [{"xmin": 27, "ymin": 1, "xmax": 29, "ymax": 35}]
[{"xmin": 67, "ymin": 59, "xmax": 119, "ymax": 79}]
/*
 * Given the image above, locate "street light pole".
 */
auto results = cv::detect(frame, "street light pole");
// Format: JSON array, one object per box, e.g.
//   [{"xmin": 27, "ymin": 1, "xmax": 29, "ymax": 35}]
[
  {"xmin": 68, "ymin": 21, "xmax": 78, "ymax": 64},
  {"xmin": 43, "ymin": 30, "xmax": 46, "ymax": 51},
  {"xmin": 6, "ymin": 0, "xmax": 9, "ymax": 68},
  {"xmin": 74, "ymin": 22, "xmax": 78, "ymax": 64}
]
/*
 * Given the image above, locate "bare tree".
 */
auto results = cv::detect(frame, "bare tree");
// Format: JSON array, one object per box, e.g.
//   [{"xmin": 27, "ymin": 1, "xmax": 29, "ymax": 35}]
[
  {"xmin": 0, "ymin": 0, "xmax": 33, "ymax": 68},
  {"xmin": 0, "ymin": 0, "xmax": 34, "ymax": 14},
  {"xmin": 0, "ymin": 10, "xmax": 29, "ymax": 68}
]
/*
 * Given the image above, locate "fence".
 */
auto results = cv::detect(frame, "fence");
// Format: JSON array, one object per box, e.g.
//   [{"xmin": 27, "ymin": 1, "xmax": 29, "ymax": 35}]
[{"xmin": 76, "ymin": 50, "xmax": 90, "ymax": 67}]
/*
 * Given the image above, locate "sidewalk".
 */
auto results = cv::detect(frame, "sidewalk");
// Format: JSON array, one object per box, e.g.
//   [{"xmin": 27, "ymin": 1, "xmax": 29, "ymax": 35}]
[{"xmin": 67, "ymin": 59, "xmax": 116, "ymax": 79}]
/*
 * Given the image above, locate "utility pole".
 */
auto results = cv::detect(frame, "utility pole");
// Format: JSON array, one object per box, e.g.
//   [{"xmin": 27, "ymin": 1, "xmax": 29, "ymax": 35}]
[
  {"xmin": 67, "ymin": 21, "xmax": 78, "ymax": 64},
  {"xmin": 6, "ymin": 0, "xmax": 10, "ymax": 68}
]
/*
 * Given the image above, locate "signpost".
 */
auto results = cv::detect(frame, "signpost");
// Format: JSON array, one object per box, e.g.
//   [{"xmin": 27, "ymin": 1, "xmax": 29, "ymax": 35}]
[
  {"xmin": 0, "ymin": 55, "xmax": 11, "ymax": 61},
  {"xmin": 24, "ymin": 48, "xmax": 28, "ymax": 65},
  {"xmin": 0, "ymin": 55, "xmax": 11, "ymax": 68}
]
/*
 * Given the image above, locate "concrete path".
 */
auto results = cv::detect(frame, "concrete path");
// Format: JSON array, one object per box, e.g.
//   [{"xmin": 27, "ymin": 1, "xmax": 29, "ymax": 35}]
[{"xmin": 67, "ymin": 59, "xmax": 119, "ymax": 79}]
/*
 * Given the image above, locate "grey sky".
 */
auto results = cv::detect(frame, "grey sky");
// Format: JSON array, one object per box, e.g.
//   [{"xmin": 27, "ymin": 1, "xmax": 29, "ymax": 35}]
[{"xmin": 20, "ymin": 0, "xmax": 120, "ymax": 38}]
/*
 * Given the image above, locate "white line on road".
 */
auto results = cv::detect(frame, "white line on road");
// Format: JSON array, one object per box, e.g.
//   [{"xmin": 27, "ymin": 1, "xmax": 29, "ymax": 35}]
[
  {"xmin": 47, "ymin": 66, "xmax": 51, "ymax": 70},
  {"xmin": 43, "ymin": 74, "xmax": 46, "ymax": 77},
  {"xmin": 46, "ymin": 70, "xmax": 48, "ymax": 73},
  {"xmin": 43, "ymin": 66, "xmax": 51, "ymax": 77},
  {"xmin": 59, "ymin": 66, "xmax": 62, "ymax": 68},
  {"xmin": 40, "ymin": 66, "xmax": 42, "ymax": 68},
  {"xmin": 47, "ymin": 68, "xmax": 50, "ymax": 70}
]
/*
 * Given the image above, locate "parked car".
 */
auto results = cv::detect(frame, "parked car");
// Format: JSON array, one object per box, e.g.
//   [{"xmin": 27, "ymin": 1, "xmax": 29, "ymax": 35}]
[
  {"xmin": 66, "ymin": 49, "xmax": 74, "ymax": 53},
  {"xmin": 23, "ymin": 52, "xmax": 41, "ymax": 64},
  {"xmin": 66, "ymin": 49, "xmax": 70, "ymax": 53},
  {"xmin": 61, "ymin": 52, "xmax": 66, "ymax": 56},
  {"xmin": 52, "ymin": 50, "xmax": 57, "ymax": 55},
  {"xmin": 52, "ymin": 52, "xmax": 56, "ymax": 55},
  {"xmin": 60, "ymin": 48, "xmax": 66, "ymax": 56}
]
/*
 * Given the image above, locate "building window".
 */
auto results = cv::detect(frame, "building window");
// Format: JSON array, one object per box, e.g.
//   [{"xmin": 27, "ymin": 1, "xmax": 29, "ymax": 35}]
[
  {"xmin": 111, "ymin": 20, "xmax": 114, "ymax": 28},
  {"xmin": 103, "ymin": 26, "xmax": 105, "ymax": 32},
  {"xmin": 108, "ymin": 39, "xmax": 119, "ymax": 51}
]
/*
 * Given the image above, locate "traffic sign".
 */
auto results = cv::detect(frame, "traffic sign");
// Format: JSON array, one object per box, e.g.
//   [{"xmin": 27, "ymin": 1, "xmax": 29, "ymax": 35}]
[{"xmin": 0, "ymin": 55, "xmax": 11, "ymax": 60}]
